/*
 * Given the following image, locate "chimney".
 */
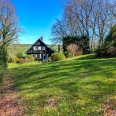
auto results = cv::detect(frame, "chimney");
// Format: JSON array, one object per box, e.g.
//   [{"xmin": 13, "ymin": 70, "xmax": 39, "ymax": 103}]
[{"xmin": 40, "ymin": 37, "xmax": 43, "ymax": 41}]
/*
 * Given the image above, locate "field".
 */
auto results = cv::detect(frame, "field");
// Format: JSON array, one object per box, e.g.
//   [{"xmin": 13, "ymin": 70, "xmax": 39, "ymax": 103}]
[
  {"xmin": 8, "ymin": 44, "xmax": 31, "ymax": 58},
  {"xmin": 7, "ymin": 54, "xmax": 116, "ymax": 116}
]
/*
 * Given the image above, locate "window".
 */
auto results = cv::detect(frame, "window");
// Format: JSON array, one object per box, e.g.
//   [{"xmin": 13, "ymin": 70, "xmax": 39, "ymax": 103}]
[
  {"xmin": 34, "ymin": 46, "xmax": 41, "ymax": 50},
  {"xmin": 38, "ymin": 47, "xmax": 41, "ymax": 50},
  {"xmin": 33, "ymin": 46, "xmax": 45, "ymax": 50},
  {"xmin": 42, "ymin": 46, "xmax": 45, "ymax": 50},
  {"xmin": 34, "ymin": 46, "xmax": 38, "ymax": 50}
]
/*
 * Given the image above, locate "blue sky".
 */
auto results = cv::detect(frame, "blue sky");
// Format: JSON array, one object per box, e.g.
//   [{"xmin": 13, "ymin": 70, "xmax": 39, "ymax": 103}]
[{"xmin": 11, "ymin": 0, "xmax": 63, "ymax": 44}]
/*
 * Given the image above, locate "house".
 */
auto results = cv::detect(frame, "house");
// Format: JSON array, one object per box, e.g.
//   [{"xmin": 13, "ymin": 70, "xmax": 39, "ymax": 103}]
[{"xmin": 25, "ymin": 37, "xmax": 56, "ymax": 60}]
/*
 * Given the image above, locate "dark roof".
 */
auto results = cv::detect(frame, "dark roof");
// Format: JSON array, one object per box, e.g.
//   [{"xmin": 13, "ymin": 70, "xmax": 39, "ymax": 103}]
[{"xmin": 25, "ymin": 37, "xmax": 56, "ymax": 53}]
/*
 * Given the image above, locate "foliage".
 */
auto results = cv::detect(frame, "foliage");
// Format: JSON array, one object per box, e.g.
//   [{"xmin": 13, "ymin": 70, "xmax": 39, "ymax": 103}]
[
  {"xmin": 15, "ymin": 55, "xmax": 35, "ymax": 63},
  {"xmin": 0, "ymin": 59, "xmax": 6, "ymax": 80},
  {"xmin": 8, "ymin": 44, "xmax": 31, "ymax": 58},
  {"xmin": 95, "ymin": 47, "xmax": 107, "ymax": 58},
  {"xmin": 96, "ymin": 25, "xmax": 116, "ymax": 57},
  {"xmin": 67, "ymin": 44, "xmax": 78, "ymax": 57},
  {"xmin": 8, "ymin": 57, "xmax": 14, "ymax": 63},
  {"xmin": 51, "ymin": 0, "xmax": 116, "ymax": 51},
  {"xmin": 0, "ymin": 47, "xmax": 8, "ymax": 68},
  {"xmin": 105, "ymin": 25, "xmax": 116, "ymax": 44},
  {"xmin": 0, "ymin": 0, "xmax": 19, "ymax": 72},
  {"xmin": 0, "ymin": 47, "xmax": 7, "ymax": 80},
  {"xmin": 63, "ymin": 35, "xmax": 90, "ymax": 54},
  {"xmin": 24, "ymin": 55, "xmax": 35, "ymax": 62},
  {"xmin": 8, "ymin": 54, "xmax": 116, "ymax": 115},
  {"xmin": 67, "ymin": 44, "xmax": 83, "ymax": 57},
  {"xmin": 51, "ymin": 53, "xmax": 66, "ymax": 61},
  {"xmin": 63, "ymin": 51, "xmax": 70, "ymax": 58},
  {"xmin": 16, "ymin": 52, "xmax": 23, "ymax": 58}
]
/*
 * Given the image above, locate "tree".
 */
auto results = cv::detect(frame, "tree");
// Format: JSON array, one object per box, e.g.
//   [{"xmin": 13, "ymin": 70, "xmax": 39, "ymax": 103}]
[
  {"xmin": 63, "ymin": 35, "xmax": 89, "ymax": 54},
  {"xmin": 51, "ymin": 0, "xmax": 116, "ymax": 51},
  {"xmin": 96, "ymin": 25, "xmax": 116, "ymax": 57},
  {"xmin": 50, "ymin": 19, "xmax": 68, "ymax": 52},
  {"xmin": 0, "ymin": 0, "xmax": 19, "ymax": 68}
]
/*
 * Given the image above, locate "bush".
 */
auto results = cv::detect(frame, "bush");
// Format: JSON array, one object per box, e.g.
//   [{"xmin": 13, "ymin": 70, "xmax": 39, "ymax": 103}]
[
  {"xmin": 8, "ymin": 57, "xmax": 14, "ymax": 63},
  {"xmin": 15, "ymin": 57, "xmax": 20, "ymax": 63},
  {"xmin": 63, "ymin": 35, "xmax": 90, "ymax": 54},
  {"xmin": 16, "ymin": 52, "xmax": 23, "ymax": 58},
  {"xmin": 0, "ymin": 59, "xmax": 6, "ymax": 80},
  {"xmin": 96, "ymin": 24, "xmax": 116, "ymax": 58},
  {"xmin": 51, "ymin": 53, "xmax": 66, "ymax": 61},
  {"xmin": 107, "ymin": 46, "xmax": 116, "ymax": 56},
  {"xmin": 63, "ymin": 51, "xmax": 70, "ymax": 58},
  {"xmin": 25, "ymin": 55, "xmax": 35, "ymax": 62},
  {"xmin": 48, "ymin": 57, "xmax": 52, "ymax": 62},
  {"xmin": 15, "ymin": 55, "xmax": 35, "ymax": 63},
  {"xmin": 75, "ymin": 47, "xmax": 83, "ymax": 56},
  {"xmin": 95, "ymin": 46, "xmax": 116, "ymax": 58}
]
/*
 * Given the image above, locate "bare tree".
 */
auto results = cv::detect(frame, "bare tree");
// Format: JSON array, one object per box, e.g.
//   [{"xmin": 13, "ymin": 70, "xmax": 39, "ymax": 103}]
[
  {"xmin": 51, "ymin": 0, "xmax": 116, "ymax": 51},
  {"xmin": 50, "ymin": 19, "xmax": 68, "ymax": 52},
  {"xmin": 65, "ymin": 0, "xmax": 95, "ymax": 37},
  {"xmin": 0, "ymin": 0, "xmax": 19, "ymax": 67}
]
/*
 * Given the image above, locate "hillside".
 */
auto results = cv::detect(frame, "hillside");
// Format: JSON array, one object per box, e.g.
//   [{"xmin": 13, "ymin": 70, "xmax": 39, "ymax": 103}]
[
  {"xmin": 8, "ymin": 44, "xmax": 31, "ymax": 58},
  {"xmin": 6, "ymin": 55, "xmax": 116, "ymax": 115}
]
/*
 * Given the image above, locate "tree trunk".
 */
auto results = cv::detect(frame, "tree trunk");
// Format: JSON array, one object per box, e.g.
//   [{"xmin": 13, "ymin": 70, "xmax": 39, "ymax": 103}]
[{"xmin": 58, "ymin": 44, "xmax": 60, "ymax": 53}]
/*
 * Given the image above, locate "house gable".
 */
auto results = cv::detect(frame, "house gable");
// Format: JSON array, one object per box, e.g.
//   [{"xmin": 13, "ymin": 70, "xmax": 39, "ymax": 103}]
[{"xmin": 25, "ymin": 37, "xmax": 56, "ymax": 60}]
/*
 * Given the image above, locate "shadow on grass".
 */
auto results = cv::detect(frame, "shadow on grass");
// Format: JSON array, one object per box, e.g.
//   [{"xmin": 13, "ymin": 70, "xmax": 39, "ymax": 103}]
[
  {"xmin": 76, "ymin": 54, "xmax": 96, "ymax": 60},
  {"xmin": 9, "ymin": 57, "xmax": 116, "ymax": 115}
]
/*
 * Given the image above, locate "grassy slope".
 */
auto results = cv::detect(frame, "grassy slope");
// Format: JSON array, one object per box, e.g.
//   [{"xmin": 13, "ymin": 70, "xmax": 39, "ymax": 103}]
[{"xmin": 8, "ymin": 55, "xmax": 116, "ymax": 116}]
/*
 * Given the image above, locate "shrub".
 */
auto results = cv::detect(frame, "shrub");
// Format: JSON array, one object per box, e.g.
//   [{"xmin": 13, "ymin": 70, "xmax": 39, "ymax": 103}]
[
  {"xmin": 48, "ymin": 57, "xmax": 52, "ymax": 62},
  {"xmin": 25, "ymin": 55, "xmax": 35, "ymax": 62},
  {"xmin": 75, "ymin": 47, "xmax": 83, "ymax": 56},
  {"xmin": 95, "ymin": 46, "xmax": 116, "ymax": 58},
  {"xmin": 67, "ymin": 44, "xmax": 79, "ymax": 57},
  {"xmin": 63, "ymin": 35, "xmax": 90, "ymax": 54},
  {"xmin": 0, "ymin": 59, "xmax": 6, "ymax": 80},
  {"xmin": 63, "ymin": 51, "xmax": 70, "ymax": 58},
  {"xmin": 67, "ymin": 44, "xmax": 83, "ymax": 57},
  {"xmin": 107, "ymin": 46, "xmax": 116, "ymax": 56},
  {"xmin": 15, "ymin": 58, "xmax": 20, "ymax": 63},
  {"xmin": 16, "ymin": 52, "xmax": 23, "ymax": 58},
  {"xmin": 15, "ymin": 55, "xmax": 35, "ymax": 64},
  {"xmin": 8, "ymin": 57, "xmax": 14, "ymax": 63},
  {"xmin": 51, "ymin": 53, "xmax": 66, "ymax": 61},
  {"xmin": 96, "ymin": 25, "xmax": 116, "ymax": 58}
]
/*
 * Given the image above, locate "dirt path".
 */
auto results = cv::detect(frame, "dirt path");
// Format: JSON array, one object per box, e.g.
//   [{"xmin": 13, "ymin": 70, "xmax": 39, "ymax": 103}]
[{"xmin": 0, "ymin": 77, "xmax": 25, "ymax": 116}]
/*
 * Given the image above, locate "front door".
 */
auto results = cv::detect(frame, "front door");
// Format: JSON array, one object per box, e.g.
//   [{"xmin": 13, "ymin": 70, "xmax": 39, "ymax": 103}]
[{"xmin": 45, "ymin": 54, "xmax": 48, "ymax": 60}]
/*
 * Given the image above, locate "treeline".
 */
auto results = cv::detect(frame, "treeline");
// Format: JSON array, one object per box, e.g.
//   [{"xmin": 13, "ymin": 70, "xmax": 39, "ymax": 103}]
[{"xmin": 50, "ymin": 0, "xmax": 116, "ymax": 52}]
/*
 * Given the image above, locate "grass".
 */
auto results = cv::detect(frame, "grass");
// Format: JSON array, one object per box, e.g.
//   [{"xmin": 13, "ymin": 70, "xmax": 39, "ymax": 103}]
[
  {"xmin": 8, "ymin": 54, "xmax": 116, "ymax": 116},
  {"xmin": 8, "ymin": 44, "xmax": 30, "ymax": 57}
]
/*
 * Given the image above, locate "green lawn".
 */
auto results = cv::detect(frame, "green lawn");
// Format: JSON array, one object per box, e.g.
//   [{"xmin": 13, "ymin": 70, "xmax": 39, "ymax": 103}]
[{"xmin": 8, "ymin": 55, "xmax": 116, "ymax": 116}]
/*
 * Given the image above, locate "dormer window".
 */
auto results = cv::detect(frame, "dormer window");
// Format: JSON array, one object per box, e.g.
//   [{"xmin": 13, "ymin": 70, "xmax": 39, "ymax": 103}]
[
  {"xmin": 42, "ymin": 46, "xmax": 45, "ymax": 50},
  {"xmin": 38, "ymin": 47, "xmax": 41, "ymax": 50},
  {"xmin": 33, "ymin": 46, "xmax": 45, "ymax": 50},
  {"xmin": 34, "ymin": 46, "xmax": 38, "ymax": 50}
]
